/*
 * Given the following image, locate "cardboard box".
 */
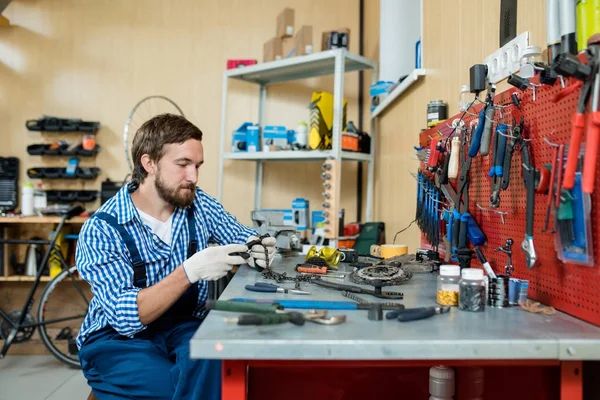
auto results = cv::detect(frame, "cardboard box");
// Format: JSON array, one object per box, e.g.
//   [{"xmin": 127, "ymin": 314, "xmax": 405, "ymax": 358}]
[
  {"xmin": 282, "ymin": 37, "xmax": 295, "ymax": 58},
  {"xmin": 294, "ymin": 25, "xmax": 313, "ymax": 56},
  {"xmin": 263, "ymin": 37, "xmax": 283, "ymax": 62},
  {"xmin": 276, "ymin": 8, "xmax": 294, "ymax": 38},
  {"xmin": 321, "ymin": 28, "xmax": 351, "ymax": 51}
]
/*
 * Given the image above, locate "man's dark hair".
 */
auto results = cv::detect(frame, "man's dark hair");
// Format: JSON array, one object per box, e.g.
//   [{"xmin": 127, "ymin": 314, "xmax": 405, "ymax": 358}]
[{"xmin": 131, "ymin": 113, "xmax": 203, "ymax": 183}]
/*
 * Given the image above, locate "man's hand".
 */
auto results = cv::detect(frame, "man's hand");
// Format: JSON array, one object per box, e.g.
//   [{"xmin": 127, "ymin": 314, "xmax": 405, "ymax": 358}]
[
  {"xmin": 182, "ymin": 244, "xmax": 248, "ymax": 283},
  {"xmin": 246, "ymin": 236, "xmax": 277, "ymax": 269}
]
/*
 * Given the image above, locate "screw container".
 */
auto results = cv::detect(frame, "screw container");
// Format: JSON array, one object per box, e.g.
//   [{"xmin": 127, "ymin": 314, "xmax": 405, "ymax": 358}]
[
  {"xmin": 488, "ymin": 275, "xmax": 509, "ymax": 308},
  {"xmin": 437, "ymin": 265, "xmax": 461, "ymax": 306},
  {"xmin": 459, "ymin": 268, "xmax": 486, "ymax": 312}
]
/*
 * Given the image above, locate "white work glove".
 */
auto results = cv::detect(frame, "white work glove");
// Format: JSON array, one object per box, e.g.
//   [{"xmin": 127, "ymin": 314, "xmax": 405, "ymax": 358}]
[
  {"xmin": 182, "ymin": 244, "xmax": 248, "ymax": 283},
  {"xmin": 246, "ymin": 236, "xmax": 277, "ymax": 269}
]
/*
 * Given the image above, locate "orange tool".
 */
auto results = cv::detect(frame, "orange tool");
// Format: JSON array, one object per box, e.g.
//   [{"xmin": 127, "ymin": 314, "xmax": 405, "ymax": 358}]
[
  {"xmin": 295, "ymin": 264, "xmax": 328, "ymax": 275},
  {"xmin": 582, "ymin": 64, "xmax": 600, "ymax": 193}
]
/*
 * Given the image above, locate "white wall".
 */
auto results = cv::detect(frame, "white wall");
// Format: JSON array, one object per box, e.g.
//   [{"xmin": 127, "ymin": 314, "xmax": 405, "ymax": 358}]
[{"xmin": 379, "ymin": 0, "xmax": 422, "ymax": 82}]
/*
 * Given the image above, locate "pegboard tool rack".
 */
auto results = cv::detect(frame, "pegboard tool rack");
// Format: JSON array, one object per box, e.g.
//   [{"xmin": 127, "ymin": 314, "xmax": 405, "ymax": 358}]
[{"xmin": 419, "ymin": 76, "xmax": 600, "ymax": 327}]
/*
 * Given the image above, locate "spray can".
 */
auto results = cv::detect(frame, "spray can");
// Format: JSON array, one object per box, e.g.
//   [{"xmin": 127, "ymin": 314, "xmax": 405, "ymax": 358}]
[{"xmin": 577, "ymin": 0, "xmax": 600, "ymax": 51}]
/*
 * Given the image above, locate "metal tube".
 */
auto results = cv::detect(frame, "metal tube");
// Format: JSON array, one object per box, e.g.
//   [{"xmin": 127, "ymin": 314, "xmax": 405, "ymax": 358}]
[{"xmin": 217, "ymin": 72, "xmax": 229, "ymax": 201}]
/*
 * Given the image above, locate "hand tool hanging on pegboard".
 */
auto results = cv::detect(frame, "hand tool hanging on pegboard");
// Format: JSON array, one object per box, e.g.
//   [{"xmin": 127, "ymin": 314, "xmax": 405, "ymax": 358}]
[
  {"xmin": 488, "ymin": 124, "xmax": 508, "ymax": 208},
  {"xmin": 553, "ymin": 34, "xmax": 600, "ymax": 194},
  {"xmin": 469, "ymin": 85, "xmax": 496, "ymax": 158},
  {"xmin": 519, "ymin": 120, "xmax": 539, "ymax": 270}
]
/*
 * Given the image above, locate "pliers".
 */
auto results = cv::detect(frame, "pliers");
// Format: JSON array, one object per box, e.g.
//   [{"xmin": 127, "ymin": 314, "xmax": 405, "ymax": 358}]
[
  {"xmin": 245, "ymin": 282, "xmax": 311, "ymax": 295},
  {"xmin": 385, "ymin": 306, "xmax": 451, "ymax": 322}
]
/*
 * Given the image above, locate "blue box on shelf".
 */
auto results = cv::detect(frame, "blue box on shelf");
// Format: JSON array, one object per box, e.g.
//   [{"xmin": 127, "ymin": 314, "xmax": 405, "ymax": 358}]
[
  {"xmin": 262, "ymin": 125, "xmax": 288, "ymax": 150},
  {"xmin": 231, "ymin": 122, "xmax": 252, "ymax": 152},
  {"xmin": 247, "ymin": 125, "xmax": 260, "ymax": 153}
]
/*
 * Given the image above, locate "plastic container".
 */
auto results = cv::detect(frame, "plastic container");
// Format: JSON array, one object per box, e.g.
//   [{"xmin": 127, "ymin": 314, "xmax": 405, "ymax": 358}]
[
  {"xmin": 457, "ymin": 367, "xmax": 484, "ymax": 399},
  {"xmin": 33, "ymin": 182, "xmax": 47, "ymax": 214},
  {"xmin": 21, "ymin": 183, "xmax": 35, "ymax": 216},
  {"xmin": 296, "ymin": 122, "xmax": 308, "ymax": 148},
  {"xmin": 459, "ymin": 85, "xmax": 471, "ymax": 112},
  {"xmin": 429, "ymin": 365, "xmax": 455, "ymax": 400},
  {"xmin": 427, "ymin": 100, "xmax": 448, "ymax": 126},
  {"xmin": 459, "ymin": 268, "xmax": 486, "ymax": 312},
  {"xmin": 437, "ymin": 265, "xmax": 460, "ymax": 306}
]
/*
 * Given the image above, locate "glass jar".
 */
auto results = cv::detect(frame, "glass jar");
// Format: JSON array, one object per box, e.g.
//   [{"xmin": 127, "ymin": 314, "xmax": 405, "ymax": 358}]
[
  {"xmin": 437, "ymin": 265, "xmax": 460, "ymax": 306},
  {"xmin": 459, "ymin": 268, "xmax": 486, "ymax": 312},
  {"xmin": 459, "ymin": 85, "xmax": 471, "ymax": 112}
]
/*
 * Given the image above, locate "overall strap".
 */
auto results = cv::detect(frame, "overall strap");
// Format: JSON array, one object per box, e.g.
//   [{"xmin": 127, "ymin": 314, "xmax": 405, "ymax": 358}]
[
  {"xmin": 94, "ymin": 212, "xmax": 147, "ymax": 288},
  {"xmin": 187, "ymin": 207, "xmax": 197, "ymax": 257}
]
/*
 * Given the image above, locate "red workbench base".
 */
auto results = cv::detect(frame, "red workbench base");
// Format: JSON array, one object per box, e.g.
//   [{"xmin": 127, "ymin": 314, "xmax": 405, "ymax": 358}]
[{"xmin": 222, "ymin": 360, "xmax": 581, "ymax": 400}]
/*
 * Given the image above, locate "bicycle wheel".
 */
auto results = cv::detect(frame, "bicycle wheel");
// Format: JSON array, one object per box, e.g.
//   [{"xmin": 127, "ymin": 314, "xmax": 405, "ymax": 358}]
[
  {"xmin": 123, "ymin": 95, "xmax": 185, "ymax": 173},
  {"xmin": 37, "ymin": 265, "xmax": 91, "ymax": 368}
]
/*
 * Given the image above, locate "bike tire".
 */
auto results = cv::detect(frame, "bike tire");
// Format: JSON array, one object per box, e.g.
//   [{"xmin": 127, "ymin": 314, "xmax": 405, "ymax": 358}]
[{"xmin": 37, "ymin": 265, "xmax": 90, "ymax": 368}]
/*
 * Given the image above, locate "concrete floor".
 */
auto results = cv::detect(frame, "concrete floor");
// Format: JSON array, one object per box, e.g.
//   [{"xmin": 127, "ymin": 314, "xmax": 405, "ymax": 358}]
[{"xmin": 0, "ymin": 355, "xmax": 90, "ymax": 400}]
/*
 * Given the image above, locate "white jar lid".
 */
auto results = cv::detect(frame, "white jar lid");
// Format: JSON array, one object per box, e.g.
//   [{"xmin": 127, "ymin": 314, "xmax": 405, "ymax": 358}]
[
  {"xmin": 461, "ymin": 268, "xmax": 484, "ymax": 279},
  {"xmin": 440, "ymin": 265, "xmax": 460, "ymax": 276}
]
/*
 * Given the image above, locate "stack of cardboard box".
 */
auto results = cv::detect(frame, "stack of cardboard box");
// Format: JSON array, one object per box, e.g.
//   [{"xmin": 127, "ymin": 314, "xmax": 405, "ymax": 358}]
[
  {"xmin": 263, "ymin": 8, "xmax": 312, "ymax": 62},
  {"xmin": 262, "ymin": 8, "xmax": 352, "ymax": 63}
]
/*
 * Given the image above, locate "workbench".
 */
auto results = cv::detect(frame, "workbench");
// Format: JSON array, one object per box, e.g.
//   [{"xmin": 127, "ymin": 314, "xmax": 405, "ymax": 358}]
[{"xmin": 190, "ymin": 254, "xmax": 600, "ymax": 399}]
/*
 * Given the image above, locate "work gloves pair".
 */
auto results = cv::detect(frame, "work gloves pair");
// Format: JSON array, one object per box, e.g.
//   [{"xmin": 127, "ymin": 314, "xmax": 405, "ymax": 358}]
[{"xmin": 182, "ymin": 235, "xmax": 276, "ymax": 283}]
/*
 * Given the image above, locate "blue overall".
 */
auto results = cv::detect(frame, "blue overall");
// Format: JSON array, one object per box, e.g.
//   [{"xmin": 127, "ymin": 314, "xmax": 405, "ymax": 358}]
[{"xmin": 79, "ymin": 208, "xmax": 221, "ymax": 400}]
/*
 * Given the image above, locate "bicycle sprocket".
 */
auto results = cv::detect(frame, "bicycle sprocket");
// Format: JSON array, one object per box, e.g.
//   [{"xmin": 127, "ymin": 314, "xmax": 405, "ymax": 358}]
[
  {"xmin": 350, "ymin": 265, "xmax": 413, "ymax": 286},
  {"xmin": 0, "ymin": 310, "xmax": 36, "ymax": 343}
]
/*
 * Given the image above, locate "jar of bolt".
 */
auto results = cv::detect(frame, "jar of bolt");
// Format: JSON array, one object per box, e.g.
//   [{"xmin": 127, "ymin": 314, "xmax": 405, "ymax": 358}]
[
  {"xmin": 458, "ymin": 268, "xmax": 486, "ymax": 312},
  {"xmin": 437, "ymin": 265, "xmax": 461, "ymax": 306}
]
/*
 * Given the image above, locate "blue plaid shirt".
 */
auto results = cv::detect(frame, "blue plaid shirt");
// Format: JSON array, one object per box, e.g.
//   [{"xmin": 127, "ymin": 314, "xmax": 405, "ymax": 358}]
[{"xmin": 76, "ymin": 184, "xmax": 256, "ymax": 348}]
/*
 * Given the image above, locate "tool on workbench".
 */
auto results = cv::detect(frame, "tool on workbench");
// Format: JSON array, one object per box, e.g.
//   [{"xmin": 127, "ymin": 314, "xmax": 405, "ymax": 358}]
[
  {"xmin": 341, "ymin": 291, "xmax": 405, "ymax": 310},
  {"xmin": 224, "ymin": 313, "xmax": 302, "ymax": 326},
  {"xmin": 368, "ymin": 303, "xmax": 384, "ymax": 321},
  {"xmin": 488, "ymin": 124, "xmax": 508, "ymax": 208},
  {"xmin": 386, "ymin": 306, "xmax": 451, "ymax": 322},
  {"xmin": 295, "ymin": 263, "xmax": 328, "ymax": 274},
  {"xmin": 311, "ymin": 279, "xmax": 404, "ymax": 299},
  {"xmin": 229, "ymin": 298, "xmax": 370, "ymax": 315},
  {"xmin": 349, "ymin": 264, "xmax": 413, "ymax": 286},
  {"xmin": 474, "ymin": 247, "xmax": 497, "ymax": 279},
  {"xmin": 494, "ymin": 238, "xmax": 514, "ymax": 276},
  {"xmin": 205, "ymin": 300, "xmax": 304, "ymax": 326},
  {"xmin": 245, "ymin": 282, "xmax": 311, "ymax": 295},
  {"xmin": 553, "ymin": 35, "xmax": 600, "ymax": 193}
]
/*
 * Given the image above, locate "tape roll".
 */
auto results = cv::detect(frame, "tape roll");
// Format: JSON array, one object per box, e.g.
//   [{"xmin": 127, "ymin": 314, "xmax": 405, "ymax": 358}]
[{"xmin": 380, "ymin": 244, "xmax": 408, "ymax": 259}]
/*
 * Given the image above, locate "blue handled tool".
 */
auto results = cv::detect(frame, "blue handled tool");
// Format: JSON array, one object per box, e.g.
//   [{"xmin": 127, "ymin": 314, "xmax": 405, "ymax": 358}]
[
  {"xmin": 245, "ymin": 282, "xmax": 311, "ymax": 295},
  {"xmin": 468, "ymin": 106, "xmax": 487, "ymax": 157},
  {"xmin": 230, "ymin": 298, "xmax": 393, "ymax": 310}
]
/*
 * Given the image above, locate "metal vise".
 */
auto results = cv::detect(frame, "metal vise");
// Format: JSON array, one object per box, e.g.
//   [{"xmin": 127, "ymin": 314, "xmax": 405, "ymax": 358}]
[{"xmin": 251, "ymin": 210, "xmax": 301, "ymax": 251}]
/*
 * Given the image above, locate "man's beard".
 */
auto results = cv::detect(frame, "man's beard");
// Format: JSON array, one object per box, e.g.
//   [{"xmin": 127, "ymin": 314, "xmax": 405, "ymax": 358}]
[{"xmin": 155, "ymin": 171, "xmax": 195, "ymax": 208}]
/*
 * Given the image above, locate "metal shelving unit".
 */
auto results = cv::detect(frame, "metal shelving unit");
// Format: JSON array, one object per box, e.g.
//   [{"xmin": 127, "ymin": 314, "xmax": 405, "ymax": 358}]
[{"xmin": 218, "ymin": 49, "xmax": 378, "ymax": 222}]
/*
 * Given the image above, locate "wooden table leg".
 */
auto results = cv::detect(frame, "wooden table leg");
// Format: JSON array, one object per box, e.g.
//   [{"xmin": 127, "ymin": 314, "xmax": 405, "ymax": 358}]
[
  {"xmin": 222, "ymin": 360, "xmax": 247, "ymax": 400},
  {"xmin": 561, "ymin": 361, "xmax": 582, "ymax": 400}
]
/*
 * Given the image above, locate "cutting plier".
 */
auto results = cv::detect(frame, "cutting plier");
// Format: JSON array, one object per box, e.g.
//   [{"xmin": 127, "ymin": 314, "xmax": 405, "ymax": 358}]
[
  {"xmin": 385, "ymin": 306, "xmax": 451, "ymax": 322},
  {"xmin": 245, "ymin": 282, "xmax": 311, "ymax": 295}
]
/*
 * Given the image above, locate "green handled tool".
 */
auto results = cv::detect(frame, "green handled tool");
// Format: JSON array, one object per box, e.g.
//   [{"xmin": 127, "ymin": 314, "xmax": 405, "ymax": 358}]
[{"xmin": 205, "ymin": 300, "xmax": 305, "ymax": 326}]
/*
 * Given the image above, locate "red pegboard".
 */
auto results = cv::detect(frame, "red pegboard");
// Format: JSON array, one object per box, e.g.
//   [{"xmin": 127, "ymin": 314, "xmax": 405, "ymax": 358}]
[{"xmin": 419, "ymin": 77, "xmax": 600, "ymax": 326}]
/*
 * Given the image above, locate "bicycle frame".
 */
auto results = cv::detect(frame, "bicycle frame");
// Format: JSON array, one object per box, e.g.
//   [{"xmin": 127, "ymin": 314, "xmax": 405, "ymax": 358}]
[{"xmin": 0, "ymin": 213, "xmax": 86, "ymax": 357}]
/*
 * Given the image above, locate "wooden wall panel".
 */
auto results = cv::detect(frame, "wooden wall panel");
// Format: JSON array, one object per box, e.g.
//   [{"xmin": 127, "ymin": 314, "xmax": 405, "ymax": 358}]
[
  {"xmin": 368, "ymin": 0, "xmax": 547, "ymax": 251},
  {"xmin": 0, "ymin": 0, "xmax": 361, "ymax": 227}
]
